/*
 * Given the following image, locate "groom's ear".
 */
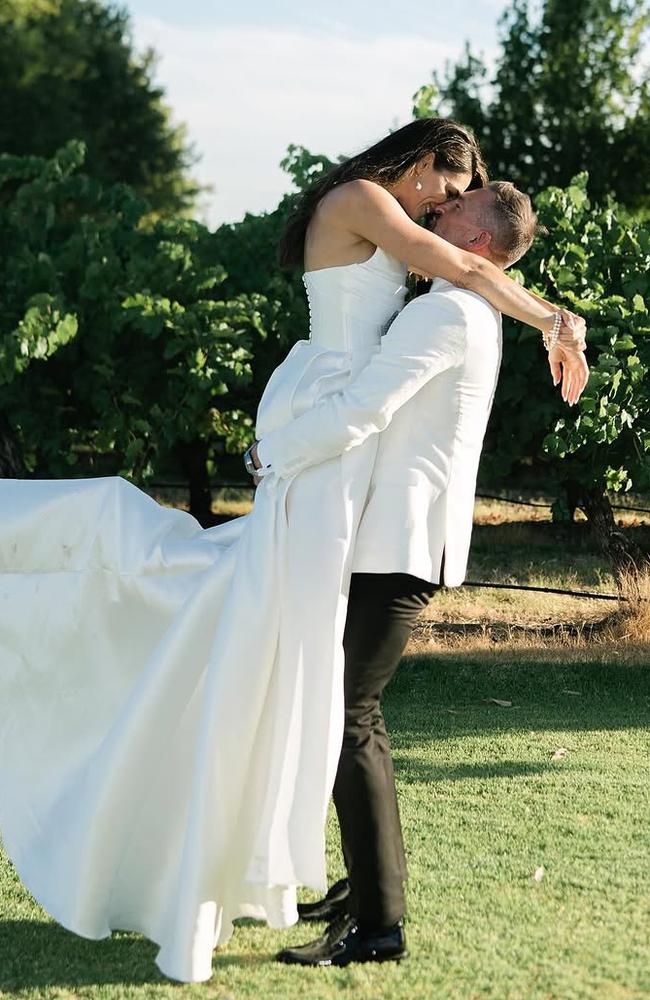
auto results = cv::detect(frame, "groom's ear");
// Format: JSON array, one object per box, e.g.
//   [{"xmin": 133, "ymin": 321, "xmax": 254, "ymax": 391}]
[{"xmin": 467, "ymin": 229, "xmax": 492, "ymax": 254}]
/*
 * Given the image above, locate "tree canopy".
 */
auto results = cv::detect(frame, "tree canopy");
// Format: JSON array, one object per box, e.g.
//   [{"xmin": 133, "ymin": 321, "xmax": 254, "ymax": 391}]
[
  {"xmin": 0, "ymin": 0, "xmax": 198, "ymax": 213},
  {"xmin": 413, "ymin": 0, "xmax": 650, "ymax": 211},
  {"xmin": 0, "ymin": 142, "xmax": 264, "ymax": 523}
]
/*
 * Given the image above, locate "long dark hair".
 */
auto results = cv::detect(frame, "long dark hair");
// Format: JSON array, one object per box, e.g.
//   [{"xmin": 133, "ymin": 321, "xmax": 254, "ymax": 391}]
[{"xmin": 278, "ymin": 117, "xmax": 488, "ymax": 269}]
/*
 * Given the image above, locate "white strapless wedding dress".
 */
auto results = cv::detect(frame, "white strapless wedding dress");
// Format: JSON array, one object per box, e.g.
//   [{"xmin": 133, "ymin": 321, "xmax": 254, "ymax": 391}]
[{"xmin": 0, "ymin": 248, "xmax": 406, "ymax": 981}]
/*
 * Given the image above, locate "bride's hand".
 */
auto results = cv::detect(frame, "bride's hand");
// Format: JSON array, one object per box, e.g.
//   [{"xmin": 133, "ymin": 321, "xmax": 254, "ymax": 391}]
[
  {"xmin": 548, "ymin": 310, "xmax": 589, "ymax": 405},
  {"xmin": 558, "ymin": 308, "xmax": 587, "ymax": 352}
]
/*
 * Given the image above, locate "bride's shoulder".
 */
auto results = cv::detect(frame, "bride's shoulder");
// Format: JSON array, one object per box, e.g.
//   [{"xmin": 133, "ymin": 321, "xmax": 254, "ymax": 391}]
[{"xmin": 319, "ymin": 179, "xmax": 394, "ymax": 220}]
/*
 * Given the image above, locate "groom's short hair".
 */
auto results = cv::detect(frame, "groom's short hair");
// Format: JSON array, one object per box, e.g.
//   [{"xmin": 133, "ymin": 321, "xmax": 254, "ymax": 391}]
[{"xmin": 485, "ymin": 181, "xmax": 541, "ymax": 267}]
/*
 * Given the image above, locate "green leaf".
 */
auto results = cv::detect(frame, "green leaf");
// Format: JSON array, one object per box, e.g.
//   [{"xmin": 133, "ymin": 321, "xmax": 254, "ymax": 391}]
[
  {"xmin": 568, "ymin": 185, "xmax": 588, "ymax": 209},
  {"xmin": 612, "ymin": 335, "xmax": 635, "ymax": 351}
]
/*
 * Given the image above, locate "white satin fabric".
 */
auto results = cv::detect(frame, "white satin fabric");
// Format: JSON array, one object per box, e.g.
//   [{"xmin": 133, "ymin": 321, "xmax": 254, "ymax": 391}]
[{"xmin": 0, "ymin": 247, "xmax": 406, "ymax": 982}]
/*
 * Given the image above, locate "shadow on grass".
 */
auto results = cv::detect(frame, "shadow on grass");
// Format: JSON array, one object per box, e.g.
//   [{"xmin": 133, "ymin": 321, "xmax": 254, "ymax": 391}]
[
  {"xmin": 0, "ymin": 920, "xmax": 168, "ymax": 989},
  {"xmin": 470, "ymin": 518, "xmax": 650, "ymax": 552},
  {"xmin": 0, "ymin": 919, "xmax": 272, "ymax": 990},
  {"xmin": 385, "ymin": 649, "xmax": 650, "ymax": 747}
]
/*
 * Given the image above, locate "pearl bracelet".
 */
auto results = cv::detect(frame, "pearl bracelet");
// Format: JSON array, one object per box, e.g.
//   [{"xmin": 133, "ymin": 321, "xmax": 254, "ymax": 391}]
[{"xmin": 542, "ymin": 312, "xmax": 562, "ymax": 352}]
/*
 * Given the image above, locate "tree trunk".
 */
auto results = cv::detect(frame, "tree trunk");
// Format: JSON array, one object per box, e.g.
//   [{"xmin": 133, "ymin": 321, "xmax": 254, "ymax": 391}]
[
  {"xmin": 579, "ymin": 487, "xmax": 649, "ymax": 592},
  {"xmin": 551, "ymin": 481, "xmax": 583, "ymax": 523},
  {"xmin": 566, "ymin": 481, "xmax": 583, "ymax": 522},
  {"xmin": 178, "ymin": 439, "xmax": 213, "ymax": 527},
  {"xmin": 0, "ymin": 413, "xmax": 25, "ymax": 478}
]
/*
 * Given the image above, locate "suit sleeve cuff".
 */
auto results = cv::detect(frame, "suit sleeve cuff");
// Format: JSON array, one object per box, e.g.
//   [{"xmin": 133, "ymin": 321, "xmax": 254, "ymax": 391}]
[
  {"xmin": 255, "ymin": 435, "xmax": 307, "ymax": 479},
  {"xmin": 254, "ymin": 440, "xmax": 274, "ymax": 476}
]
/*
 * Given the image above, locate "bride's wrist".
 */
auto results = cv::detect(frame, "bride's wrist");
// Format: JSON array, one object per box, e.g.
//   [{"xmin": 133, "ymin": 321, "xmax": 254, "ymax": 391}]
[
  {"xmin": 541, "ymin": 312, "xmax": 562, "ymax": 351},
  {"xmin": 537, "ymin": 311, "xmax": 556, "ymax": 334}
]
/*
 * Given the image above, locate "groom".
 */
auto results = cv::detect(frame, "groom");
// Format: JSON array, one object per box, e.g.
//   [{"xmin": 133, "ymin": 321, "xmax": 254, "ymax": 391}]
[{"xmin": 249, "ymin": 181, "xmax": 553, "ymax": 965}]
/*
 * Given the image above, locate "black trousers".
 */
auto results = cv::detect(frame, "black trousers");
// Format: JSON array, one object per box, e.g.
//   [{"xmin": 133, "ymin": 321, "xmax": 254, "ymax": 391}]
[{"xmin": 332, "ymin": 571, "xmax": 439, "ymax": 928}]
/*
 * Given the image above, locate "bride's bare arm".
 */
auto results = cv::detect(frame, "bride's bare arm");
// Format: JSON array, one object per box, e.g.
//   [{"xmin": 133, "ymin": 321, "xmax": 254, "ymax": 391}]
[
  {"xmin": 332, "ymin": 180, "xmax": 588, "ymax": 402},
  {"xmin": 334, "ymin": 180, "xmax": 560, "ymax": 332}
]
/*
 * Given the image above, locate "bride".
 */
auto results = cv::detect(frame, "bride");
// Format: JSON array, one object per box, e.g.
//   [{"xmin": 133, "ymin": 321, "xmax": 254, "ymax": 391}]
[{"xmin": 0, "ymin": 118, "xmax": 587, "ymax": 983}]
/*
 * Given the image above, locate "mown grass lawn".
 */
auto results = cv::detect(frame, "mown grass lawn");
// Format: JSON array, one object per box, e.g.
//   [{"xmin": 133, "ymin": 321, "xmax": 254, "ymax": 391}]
[{"xmin": 1, "ymin": 648, "xmax": 649, "ymax": 1000}]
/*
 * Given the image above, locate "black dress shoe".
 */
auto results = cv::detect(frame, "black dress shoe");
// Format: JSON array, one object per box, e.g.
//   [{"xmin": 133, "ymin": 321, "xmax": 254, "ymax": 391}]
[
  {"xmin": 276, "ymin": 914, "xmax": 408, "ymax": 966},
  {"xmin": 297, "ymin": 877, "xmax": 351, "ymax": 923}
]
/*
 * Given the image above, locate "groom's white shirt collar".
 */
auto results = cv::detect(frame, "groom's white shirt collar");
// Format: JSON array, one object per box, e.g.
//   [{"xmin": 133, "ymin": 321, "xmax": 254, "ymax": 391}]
[
  {"xmin": 429, "ymin": 277, "xmax": 454, "ymax": 293},
  {"xmin": 427, "ymin": 274, "xmax": 501, "ymax": 316}
]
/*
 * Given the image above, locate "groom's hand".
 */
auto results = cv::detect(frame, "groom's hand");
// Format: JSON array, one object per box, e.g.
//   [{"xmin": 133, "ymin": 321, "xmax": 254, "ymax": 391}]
[{"xmin": 549, "ymin": 309, "xmax": 589, "ymax": 406}]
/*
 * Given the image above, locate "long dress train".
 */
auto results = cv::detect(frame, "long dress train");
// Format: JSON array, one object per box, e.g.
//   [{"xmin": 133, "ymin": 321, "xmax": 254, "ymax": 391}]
[{"xmin": 0, "ymin": 247, "xmax": 406, "ymax": 981}]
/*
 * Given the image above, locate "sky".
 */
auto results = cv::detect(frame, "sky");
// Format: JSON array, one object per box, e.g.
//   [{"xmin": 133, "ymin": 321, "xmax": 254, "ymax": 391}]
[{"xmin": 124, "ymin": 0, "xmax": 512, "ymax": 227}]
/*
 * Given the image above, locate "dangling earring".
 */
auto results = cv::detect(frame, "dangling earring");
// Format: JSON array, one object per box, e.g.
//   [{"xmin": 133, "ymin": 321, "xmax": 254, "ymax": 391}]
[{"xmin": 415, "ymin": 179, "xmax": 423, "ymax": 191}]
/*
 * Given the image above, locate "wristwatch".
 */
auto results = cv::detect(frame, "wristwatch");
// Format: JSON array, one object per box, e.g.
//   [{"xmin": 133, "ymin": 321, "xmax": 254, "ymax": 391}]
[{"xmin": 243, "ymin": 443, "xmax": 260, "ymax": 477}]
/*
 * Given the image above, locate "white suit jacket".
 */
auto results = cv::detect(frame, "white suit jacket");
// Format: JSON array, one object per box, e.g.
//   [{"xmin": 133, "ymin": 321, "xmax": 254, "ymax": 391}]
[{"xmin": 258, "ymin": 277, "xmax": 503, "ymax": 587}]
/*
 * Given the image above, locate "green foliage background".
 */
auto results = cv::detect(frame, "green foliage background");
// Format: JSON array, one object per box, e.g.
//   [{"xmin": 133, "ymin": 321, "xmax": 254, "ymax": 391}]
[
  {"xmin": 0, "ymin": 0, "xmax": 198, "ymax": 214},
  {"xmin": 0, "ymin": 143, "xmax": 263, "ymax": 489},
  {"xmin": 414, "ymin": 0, "xmax": 650, "ymax": 212},
  {"xmin": 0, "ymin": 0, "xmax": 648, "ymax": 533},
  {"xmin": 484, "ymin": 175, "xmax": 650, "ymax": 499}
]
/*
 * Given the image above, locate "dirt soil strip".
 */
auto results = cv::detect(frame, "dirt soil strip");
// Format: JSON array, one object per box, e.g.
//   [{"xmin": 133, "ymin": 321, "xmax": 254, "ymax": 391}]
[{"xmin": 412, "ymin": 615, "xmax": 622, "ymax": 642}]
